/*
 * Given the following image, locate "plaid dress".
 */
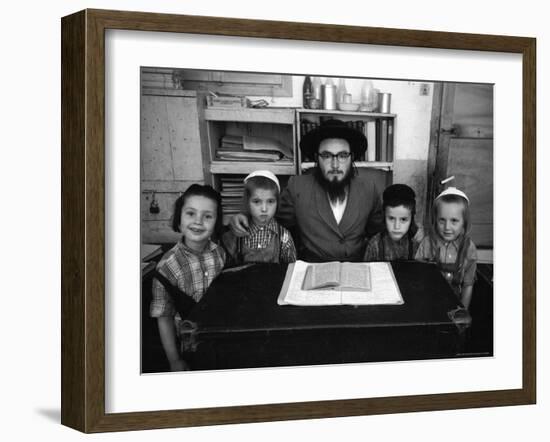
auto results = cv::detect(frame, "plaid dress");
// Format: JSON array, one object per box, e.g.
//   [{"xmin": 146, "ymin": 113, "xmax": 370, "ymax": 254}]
[{"xmin": 150, "ymin": 239, "xmax": 226, "ymax": 319}]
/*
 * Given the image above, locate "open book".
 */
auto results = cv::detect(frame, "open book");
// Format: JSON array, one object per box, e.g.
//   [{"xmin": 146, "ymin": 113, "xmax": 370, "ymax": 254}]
[
  {"xmin": 302, "ymin": 261, "xmax": 371, "ymax": 291},
  {"xmin": 278, "ymin": 260, "xmax": 404, "ymax": 306}
]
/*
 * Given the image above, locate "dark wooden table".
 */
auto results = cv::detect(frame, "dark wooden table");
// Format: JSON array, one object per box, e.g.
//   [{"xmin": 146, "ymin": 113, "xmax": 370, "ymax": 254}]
[{"xmin": 175, "ymin": 261, "xmax": 466, "ymax": 370}]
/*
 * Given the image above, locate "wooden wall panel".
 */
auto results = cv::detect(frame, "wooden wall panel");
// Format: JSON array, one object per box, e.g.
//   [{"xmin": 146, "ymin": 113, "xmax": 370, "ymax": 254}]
[
  {"xmin": 141, "ymin": 96, "xmax": 176, "ymax": 181},
  {"xmin": 448, "ymin": 138, "xmax": 493, "ymax": 247},
  {"xmin": 142, "ymin": 220, "xmax": 183, "ymax": 245},
  {"xmin": 167, "ymin": 96, "xmax": 204, "ymax": 181}
]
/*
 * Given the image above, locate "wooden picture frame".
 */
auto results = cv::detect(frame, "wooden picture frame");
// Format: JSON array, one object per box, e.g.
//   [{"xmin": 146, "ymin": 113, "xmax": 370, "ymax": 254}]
[{"xmin": 61, "ymin": 9, "xmax": 536, "ymax": 433}]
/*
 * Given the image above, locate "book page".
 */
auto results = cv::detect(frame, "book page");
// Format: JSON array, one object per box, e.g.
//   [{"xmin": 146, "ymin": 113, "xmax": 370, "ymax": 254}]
[
  {"xmin": 302, "ymin": 261, "xmax": 341, "ymax": 290},
  {"xmin": 341, "ymin": 262, "xmax": 403, "ymax": 305},
  {"xmin": 283, "ymin": 288, "xmax": 343, "ymax": 306},
  {"xmin": 340, "ymin": 262, "xmax": 371, "ymax": 291},
  {"xmin": 279, "ymin": 261, "xmax": 342, "ymax": 305}
]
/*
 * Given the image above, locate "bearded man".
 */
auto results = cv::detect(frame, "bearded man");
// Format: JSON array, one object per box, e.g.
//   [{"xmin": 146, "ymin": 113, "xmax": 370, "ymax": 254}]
[{"xmin": 230, "ymin": 119, "xmax": 384, "ymax": 262}]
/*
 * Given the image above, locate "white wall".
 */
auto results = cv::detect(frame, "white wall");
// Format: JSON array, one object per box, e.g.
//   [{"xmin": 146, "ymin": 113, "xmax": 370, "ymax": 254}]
[{"xmin": 1, "ymin": 1, "xmax": 547, "ymax": 442}]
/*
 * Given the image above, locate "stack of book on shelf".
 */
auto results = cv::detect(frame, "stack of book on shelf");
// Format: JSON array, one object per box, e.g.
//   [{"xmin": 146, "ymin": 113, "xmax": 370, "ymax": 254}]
[
  {"xmin": 300, "ymin": 120, "xmax": 319, "ymax": 139},
  {"xmin": 219, "ymin": 176, "xmax": 245, "ymax": 216},
  {"xmin": 217, "ymin": 135, "xmax": 293, "ymax": 162},
  {"xmin": 300, "ymin": 120, "xmax": 365, "ymax": 137},
  {"xmin": 300, "ymin": 119, "xmax": 365, "ymax": 137}
]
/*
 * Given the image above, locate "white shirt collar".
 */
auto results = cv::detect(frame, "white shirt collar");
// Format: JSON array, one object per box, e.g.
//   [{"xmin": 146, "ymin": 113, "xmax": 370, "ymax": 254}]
[{"xmin": 328, "ymin": 193, "xmax": 348, "ymax": 225}]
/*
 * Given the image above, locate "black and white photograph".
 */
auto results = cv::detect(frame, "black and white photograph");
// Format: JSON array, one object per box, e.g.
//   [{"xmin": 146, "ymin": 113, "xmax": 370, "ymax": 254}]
[{"xmin": 140, "ymin": 69, "xmax": 494, "ymax": 373}]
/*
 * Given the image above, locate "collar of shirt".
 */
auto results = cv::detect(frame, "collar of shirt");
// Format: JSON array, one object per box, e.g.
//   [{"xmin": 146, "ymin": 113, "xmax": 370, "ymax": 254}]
[
  {"xmin": 248, "ymin": 218, "xmax": 279, "ymax": 235},
  {"xmin": 327, "ymin": 191, "xmax": 348, "ymax": 225},
  {"xmin": 177, "ymin": 238, "xmax": 218, "ymax": 256},
  {"xmin": 383, "ymin": 232, "xmax": 410, "ymax": 246},
  {"xmin": 433, "ymin": 233, "xmax": 464, "ymax": 251},
  {"xmin": 435, "ymin": 233, "xmax": 464, "ymax": 256}
]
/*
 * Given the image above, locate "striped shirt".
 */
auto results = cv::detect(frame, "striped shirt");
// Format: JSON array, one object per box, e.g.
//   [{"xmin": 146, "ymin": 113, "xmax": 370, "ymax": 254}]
[
  {"xmin": 415, "ymin": 234, "xmax": 477, "ymax": 294},
  {"xmin": 150, "ymin": 239, "xmax": 226, "ymax": 318}
]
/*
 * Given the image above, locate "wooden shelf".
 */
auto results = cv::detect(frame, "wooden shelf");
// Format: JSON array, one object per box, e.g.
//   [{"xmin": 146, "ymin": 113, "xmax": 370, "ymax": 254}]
[
  {"xmin": 141, "ymin": 88, "xmax": 197, "ymax": 97},
  {"xmin": 204, "ymin": 107, "xmax": 295, "ymax": 124},
  {"xmin": 297, "ymin": 108, "xmax": 396, "ymax": 118},
  {"xmin": 210, "ymin": 161, "xmax": 296, "ymax": 175},
  {"xmin": 300, "ymin": 161, "xmax": 393, "ymax": 171}
]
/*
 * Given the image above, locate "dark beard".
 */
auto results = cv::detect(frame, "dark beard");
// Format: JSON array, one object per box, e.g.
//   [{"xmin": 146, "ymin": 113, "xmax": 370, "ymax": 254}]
[{"xmin": 313, "ymin": 166, "xmax": 354, "ymax": 204}]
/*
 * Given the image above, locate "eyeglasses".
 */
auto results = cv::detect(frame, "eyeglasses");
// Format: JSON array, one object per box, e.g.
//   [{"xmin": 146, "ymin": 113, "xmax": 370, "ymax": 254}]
[{"xmin": 317, "ymin": 151, "xmax": 352, "ymax": 162}]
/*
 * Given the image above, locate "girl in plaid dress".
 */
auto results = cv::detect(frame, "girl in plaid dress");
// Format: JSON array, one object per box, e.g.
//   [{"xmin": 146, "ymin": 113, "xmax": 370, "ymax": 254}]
[
  {"xmin": 222, "ymin": 170, "xmax": 296, "ymax": 265},
  {"xmin": 150, "ymin": 184, "xmax": 226, "ymax": 371}
]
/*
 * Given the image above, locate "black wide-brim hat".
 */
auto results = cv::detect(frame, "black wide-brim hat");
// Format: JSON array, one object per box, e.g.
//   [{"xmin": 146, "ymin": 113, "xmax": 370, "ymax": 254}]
[{"xmin": 299, "ymin": 119, "xmax": 368, "ymax": 160}]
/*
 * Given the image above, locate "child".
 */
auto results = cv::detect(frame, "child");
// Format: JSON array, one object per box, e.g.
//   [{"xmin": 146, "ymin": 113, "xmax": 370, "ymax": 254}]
[
  {"xmin": 222, "ymin": 170, "xmax": 296, "ymax": 265},
  {"xmin": 363, "ymin": 183, "xmax": 422, "ymax": 262},
  {"xmin": 150, "ymin": 184, "xmax": 226, "ymax": 371},
  {"xmin": 415, "ymin": 187, "xmax": 478, "ymax": 310}
]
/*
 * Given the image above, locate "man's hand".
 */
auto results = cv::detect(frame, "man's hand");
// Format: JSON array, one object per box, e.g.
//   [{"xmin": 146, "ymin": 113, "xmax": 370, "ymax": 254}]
[{"xmin": 229, "ymin": 213, "xmax": 250, "ymax": 237}]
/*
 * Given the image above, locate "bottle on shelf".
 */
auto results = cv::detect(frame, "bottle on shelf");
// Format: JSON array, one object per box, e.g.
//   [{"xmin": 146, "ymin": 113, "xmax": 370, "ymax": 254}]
[
  {"xmin": 322, "ymin": 78, "xmax": 336, "ymax": 110},
  {"xmin": 312, "ymin": 76, "xmax": 322, "ymax": 101},
  {"xmin": 337, "ymin": 78, "xmax": 347, "ymax": 104},
  {"xmin": 310, "ymin": 76, "xmax": 322, "ymax": 109},
  {"xmin": 360, "ymin": 80, "xmax": 379, "ymax": 112},
  {"xmin": 302, "ymin": 76, "xmax": 313, "ymax": 109}
]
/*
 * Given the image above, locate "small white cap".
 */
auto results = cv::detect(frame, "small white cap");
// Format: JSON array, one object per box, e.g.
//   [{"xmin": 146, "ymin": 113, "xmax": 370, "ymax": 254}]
[
  {"xmin": 435, "ymin": 186, "xmax": 469, "ymax": 203},
  {"xmin": 244, "ymin": 170, "xmax": 280, "ymax": 192}
]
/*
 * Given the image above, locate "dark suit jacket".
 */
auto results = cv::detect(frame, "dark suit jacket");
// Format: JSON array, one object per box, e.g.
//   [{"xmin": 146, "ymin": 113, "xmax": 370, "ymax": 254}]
[{"xmin": 277, "ymin": 169, "xmax": 384, "ymax": 262}]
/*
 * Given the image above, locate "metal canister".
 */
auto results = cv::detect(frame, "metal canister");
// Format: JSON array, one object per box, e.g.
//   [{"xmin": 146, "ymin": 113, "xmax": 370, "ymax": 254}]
[
  {"xmin": 378, "ymin": 92, "xmax": 391, "ymax": 113},
  {"xmin": 322, "ymin": 83, "xmax": 336, "ymax": 110}
]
